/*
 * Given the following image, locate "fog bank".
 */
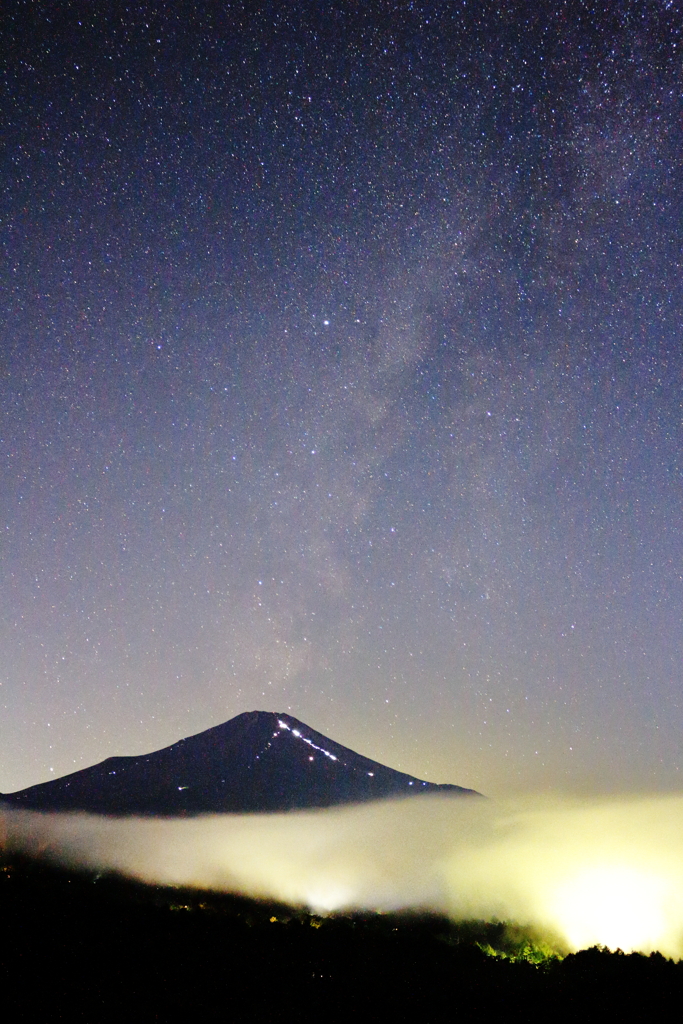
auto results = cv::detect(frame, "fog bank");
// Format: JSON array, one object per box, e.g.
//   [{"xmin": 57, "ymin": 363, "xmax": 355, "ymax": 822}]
[{"xmin": 3, "ymin": 793, "xmax": 683, "ymax": 957}]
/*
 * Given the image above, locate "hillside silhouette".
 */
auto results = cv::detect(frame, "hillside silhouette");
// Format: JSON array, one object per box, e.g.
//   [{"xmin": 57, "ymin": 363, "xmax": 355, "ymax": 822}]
[{"xmin": 1, "ymin": 853, "xmax": 681, "ymax": 1023}]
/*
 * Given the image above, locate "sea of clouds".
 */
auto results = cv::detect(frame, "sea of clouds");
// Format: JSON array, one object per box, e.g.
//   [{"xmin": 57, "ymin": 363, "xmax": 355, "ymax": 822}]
[{"xmin": 3, "ymin": 793, "xmax": 683, "ymax": 956}]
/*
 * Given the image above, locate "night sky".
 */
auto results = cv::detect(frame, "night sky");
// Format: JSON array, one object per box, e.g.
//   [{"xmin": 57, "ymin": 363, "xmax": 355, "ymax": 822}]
[{"xmin": 2, "ymin": 0, "xmax": 682, "ymax": 797}]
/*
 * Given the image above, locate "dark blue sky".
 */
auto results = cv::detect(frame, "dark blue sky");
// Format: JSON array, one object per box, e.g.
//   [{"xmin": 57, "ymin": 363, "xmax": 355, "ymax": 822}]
[{"xmin": 2, "ymin": 0, "xmax": 682, "ymax": 794}]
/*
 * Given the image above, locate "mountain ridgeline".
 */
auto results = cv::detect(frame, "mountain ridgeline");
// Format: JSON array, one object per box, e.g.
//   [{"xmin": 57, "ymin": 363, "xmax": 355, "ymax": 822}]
[{"xmin": 0, "ymin": 711, "xmax": 480, "ymax": 816}]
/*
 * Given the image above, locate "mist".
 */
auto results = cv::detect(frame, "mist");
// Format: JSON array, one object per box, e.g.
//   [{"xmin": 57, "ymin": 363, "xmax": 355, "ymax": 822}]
[{"xmin": 3, "ymin": 793, "xmax": 683, "ymax": 957}]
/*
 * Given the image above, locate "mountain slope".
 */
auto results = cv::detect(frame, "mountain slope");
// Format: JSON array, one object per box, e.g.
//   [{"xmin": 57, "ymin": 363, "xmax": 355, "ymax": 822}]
[{"xmin": 0, "ymin": 710, "xmax": 480, "ymax": 815}]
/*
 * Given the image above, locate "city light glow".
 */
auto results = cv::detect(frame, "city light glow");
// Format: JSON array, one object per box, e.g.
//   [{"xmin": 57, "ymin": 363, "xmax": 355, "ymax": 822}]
[{"xmin": 3, "ymin": 793, "xmax": 683, "ymax": 956}]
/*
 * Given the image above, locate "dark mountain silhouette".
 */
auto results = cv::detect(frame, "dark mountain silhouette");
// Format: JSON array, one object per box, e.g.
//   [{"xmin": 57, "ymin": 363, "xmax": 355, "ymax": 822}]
[{"xmin": 0, "ymin": 710, "xmax": 480, "ymax": 815}]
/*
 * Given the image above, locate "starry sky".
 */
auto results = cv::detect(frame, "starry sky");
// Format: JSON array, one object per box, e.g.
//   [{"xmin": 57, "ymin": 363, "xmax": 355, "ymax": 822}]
[{"xmin": 1, "ymin": 0, "xmax": 682, "ymax": 796}]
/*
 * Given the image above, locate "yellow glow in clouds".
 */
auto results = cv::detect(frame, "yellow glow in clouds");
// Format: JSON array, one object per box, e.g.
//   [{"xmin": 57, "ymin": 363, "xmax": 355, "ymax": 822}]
[
  {"xmin": 552, "ymin": 865, "xmax": 668, "ymax": 952},
  {"xmin": 2, "ymin": 793, "xmax": 683, "ymax": 957}
]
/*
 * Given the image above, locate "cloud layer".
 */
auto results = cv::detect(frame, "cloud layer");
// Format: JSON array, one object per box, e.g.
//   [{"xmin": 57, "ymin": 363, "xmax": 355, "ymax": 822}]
[{"xmin": 4, "ymin": 793, "xmax": 683, "ymax": 956}]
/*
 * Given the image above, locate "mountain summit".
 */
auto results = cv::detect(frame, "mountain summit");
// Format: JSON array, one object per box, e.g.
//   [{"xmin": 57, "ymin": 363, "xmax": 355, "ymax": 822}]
[{"xmin": 0, "ymin": 711, "xmax": 480, "ymax": 815}]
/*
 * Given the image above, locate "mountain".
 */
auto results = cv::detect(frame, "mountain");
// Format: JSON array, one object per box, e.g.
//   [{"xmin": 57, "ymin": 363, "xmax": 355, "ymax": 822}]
[{"xmin": 0, "ymin": 711, "xmax": 480, "ymax": 815}]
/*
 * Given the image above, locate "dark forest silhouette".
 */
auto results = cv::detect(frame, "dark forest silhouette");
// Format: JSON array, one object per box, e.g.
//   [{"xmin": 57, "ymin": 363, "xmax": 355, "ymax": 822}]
[{"xmin": 1, "ymin": 853, "xmax": 681, "ymax": 1023}]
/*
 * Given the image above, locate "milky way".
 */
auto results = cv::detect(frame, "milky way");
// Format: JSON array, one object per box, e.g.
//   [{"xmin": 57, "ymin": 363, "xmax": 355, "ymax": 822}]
[{"xmin": 1, "ymin": 2, "xmax": 682, "ymax": 794}]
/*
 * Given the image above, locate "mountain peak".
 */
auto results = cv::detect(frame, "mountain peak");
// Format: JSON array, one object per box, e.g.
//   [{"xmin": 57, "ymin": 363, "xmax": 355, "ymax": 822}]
[{"xmin": 1, "ymin": 711, "xmax": 481, "ymax": 816}]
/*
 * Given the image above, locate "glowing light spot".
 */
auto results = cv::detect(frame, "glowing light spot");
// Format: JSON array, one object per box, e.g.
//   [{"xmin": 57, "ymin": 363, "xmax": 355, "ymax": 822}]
[
  {"xmin": 550, "ymin": 864, "xmax": 669, "ymax": 952},
  {"xmin": 304, "ymin": 884, "xmax": 356, "ymax": 913}
]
